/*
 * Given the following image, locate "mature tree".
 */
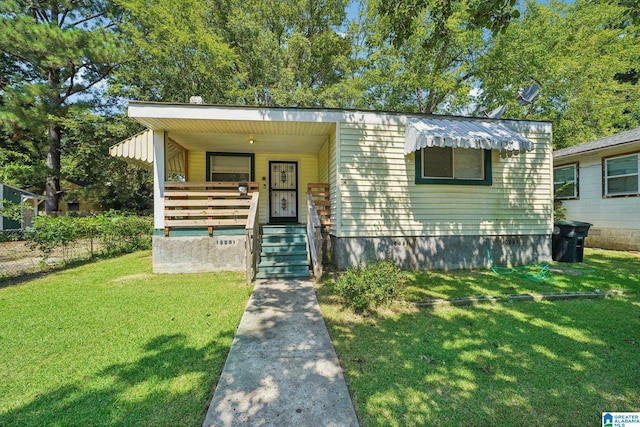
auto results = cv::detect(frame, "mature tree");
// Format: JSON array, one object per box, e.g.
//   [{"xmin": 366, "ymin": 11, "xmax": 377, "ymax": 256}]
[
  {"xmin": 0, "ymin": 1, "xmax": 124, "ymax": 212},
  {"xmin": 112, "ymin": 0, "xmax": 354, "ymax": 107},
  {"xmin": 112, "ymin": 0, "xmax": 238, "ymax": 103},
  {"xmin": 62, "ymin": 112, "xmax": 152, "ymax": 213},
  {"xmin": 356, "ymin": 0, "xmax": 519, "ymax": 114},
  {"xmin": 475, "ymin": 0, "xmax": 640, "ymax": 147},
  {"xmin": 221, "ymin": 0, "xmax": 353, "ymax": 107}
]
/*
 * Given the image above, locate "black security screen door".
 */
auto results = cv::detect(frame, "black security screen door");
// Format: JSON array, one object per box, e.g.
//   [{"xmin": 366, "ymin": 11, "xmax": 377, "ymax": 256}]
[{"xmin": 269, "ymin": 161, "xmax": 298, "ymax": 223}]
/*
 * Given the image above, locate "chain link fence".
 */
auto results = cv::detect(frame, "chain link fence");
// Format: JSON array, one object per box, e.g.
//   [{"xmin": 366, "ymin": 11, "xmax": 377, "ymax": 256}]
[
  {"xmin": 0, "ymin": 229, "xmax": 104, "ymax": 280},
  {"xmin": 0, "ymin": 214, "xmax": 152, "ymax": 282}
]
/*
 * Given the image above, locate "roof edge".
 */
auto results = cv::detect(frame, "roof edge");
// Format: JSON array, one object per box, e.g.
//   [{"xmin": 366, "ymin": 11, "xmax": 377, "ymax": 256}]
[{"xmin": 127, "ymin": 100, "xmax": 552, "ymax": 126}]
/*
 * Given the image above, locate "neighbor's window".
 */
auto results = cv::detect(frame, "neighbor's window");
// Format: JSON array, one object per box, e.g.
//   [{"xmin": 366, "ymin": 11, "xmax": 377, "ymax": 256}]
[
  {"xmin": 416, "ymin": 147, "xmax": 491, "ymax": 185},
  {"xmin": 604, "ymin": 153, "xmax": 639, "ymax": 197},
  {"xmin": 553, "ymin": 164, "xmax": 578, "ymax": 199},
  {"xmin": 207, "ymin": 152, "xmax": 254, "ymax": 182}
]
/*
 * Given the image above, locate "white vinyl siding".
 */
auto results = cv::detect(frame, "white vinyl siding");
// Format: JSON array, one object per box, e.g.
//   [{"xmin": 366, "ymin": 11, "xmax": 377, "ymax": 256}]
[
  {"xmin": 335, "ymin": 121, "xmax": 552, "ymax": 238},
  {"xmin": 559, "ymin": 145, "xmax": 640, "ymax": 233},
  {"xmin": 329, "ymin": 127, "xmax": 339, "ymax": 235}
]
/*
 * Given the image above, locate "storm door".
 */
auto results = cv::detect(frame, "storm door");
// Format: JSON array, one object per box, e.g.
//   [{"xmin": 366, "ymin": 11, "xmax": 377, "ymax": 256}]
[{"xmin": 269, "ymin": 161, "xmax": 298, "ymax": 223}]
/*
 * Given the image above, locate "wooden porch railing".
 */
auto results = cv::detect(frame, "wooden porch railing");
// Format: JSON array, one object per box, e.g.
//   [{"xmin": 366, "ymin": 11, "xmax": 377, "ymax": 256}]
[
  {"xmin": 245, "ymin": 192, "xmax": 261, "ymax": 284},
  {"xmin": 307, "ymin": 183, "xmax": 331, "ymax": 232},
  {"xmin": 307, "ymin": 191, "xmax": 323, "ymax": 282},
  {"xmin": 163, "ymin": 181, "xmax": 259, "ymax": 236}
]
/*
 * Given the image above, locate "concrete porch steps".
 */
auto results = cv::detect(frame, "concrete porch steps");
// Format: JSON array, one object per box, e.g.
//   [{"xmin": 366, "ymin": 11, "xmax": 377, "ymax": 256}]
[{"xmin": 256, "ymin": 225, "xmax": 310, "ymax": 280}]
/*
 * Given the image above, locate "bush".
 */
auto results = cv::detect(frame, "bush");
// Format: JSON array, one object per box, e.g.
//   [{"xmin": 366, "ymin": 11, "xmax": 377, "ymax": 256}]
[
  {"xmin": 25, "ymin": 212, "xmax": 152, "ymax": 260},
  {"xmin": 24, "ymin": 215, "xmax": 80, "ymax": 260},
  {"xmin": 335, "ymin": 258, "xmax": 407, "ymax": 313},
  {"xmin": 92, "ymin": 212, "xmax": 153, "ymax": 255}
]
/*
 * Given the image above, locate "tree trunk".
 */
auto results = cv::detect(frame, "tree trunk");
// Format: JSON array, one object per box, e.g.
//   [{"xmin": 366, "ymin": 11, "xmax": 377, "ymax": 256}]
[{"xmin": 45, "ymin": 123, "xmax": 61, "ymax": 213}]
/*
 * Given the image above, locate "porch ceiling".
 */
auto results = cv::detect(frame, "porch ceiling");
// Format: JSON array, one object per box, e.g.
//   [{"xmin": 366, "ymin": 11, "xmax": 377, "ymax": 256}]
[{"xmin": 140, "ymin": 118, "xmax": 335, "ymax": 155}]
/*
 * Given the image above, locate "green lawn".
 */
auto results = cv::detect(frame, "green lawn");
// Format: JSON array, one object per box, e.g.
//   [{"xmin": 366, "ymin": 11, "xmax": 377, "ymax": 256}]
[
  {"xmin": 0, "ymin": 251, "xmax": 252, "ymax": 427},
  {"xmin": 318, "ymin": 249, "xmax": 640, "ymax": 426}
]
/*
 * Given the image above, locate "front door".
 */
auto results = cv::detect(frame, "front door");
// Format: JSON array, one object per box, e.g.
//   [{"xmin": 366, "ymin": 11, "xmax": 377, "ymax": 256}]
[{"xmin": 269, "ymin": 161, "xmax": 298, "ymax": 223}]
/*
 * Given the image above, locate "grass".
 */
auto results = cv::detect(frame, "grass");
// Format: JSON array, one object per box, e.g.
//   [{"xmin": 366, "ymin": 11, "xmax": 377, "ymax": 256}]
[
  {"xmin": 0, "ymin": 251, "xmax": 252, "ymax": 427},
  {"xmin": 318, "ymin": 249, "xmax": 640, "ymax": 426}
]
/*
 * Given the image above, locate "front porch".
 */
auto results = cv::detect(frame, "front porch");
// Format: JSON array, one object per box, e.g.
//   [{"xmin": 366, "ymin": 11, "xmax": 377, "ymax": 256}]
[
  {"xmin": 109, "ymin": 103, "xmax": 337, "ymax": 281},
  {"xmin": 151, "ymin": 180, "xmax": 329, "ymax": 282}
]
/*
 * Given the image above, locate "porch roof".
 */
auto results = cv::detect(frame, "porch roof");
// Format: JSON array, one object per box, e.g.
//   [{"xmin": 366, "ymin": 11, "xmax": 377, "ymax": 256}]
[{"xmin": 124, "ymin": 101, "xmax": 546, "ymax": 156}]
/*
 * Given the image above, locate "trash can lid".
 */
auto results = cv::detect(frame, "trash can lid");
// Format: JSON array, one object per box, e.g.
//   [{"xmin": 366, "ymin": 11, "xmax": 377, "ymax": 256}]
[{"xmin": 554, "ymin": 220, "xmax": 593, "ymax": 227}]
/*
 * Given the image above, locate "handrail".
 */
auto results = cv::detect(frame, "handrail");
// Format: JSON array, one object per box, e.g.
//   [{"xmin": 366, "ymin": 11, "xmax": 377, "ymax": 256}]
[
  {"xmin": 163, "ymin": 181, "xmax": 258, "ymax": 236},
  {"xmin": 245, "ymin": 192, "xmax": 260, "ymax": 284},
  {"xmin": 306, "ymin": 191, "xmax": 323, "ymax": 282}
]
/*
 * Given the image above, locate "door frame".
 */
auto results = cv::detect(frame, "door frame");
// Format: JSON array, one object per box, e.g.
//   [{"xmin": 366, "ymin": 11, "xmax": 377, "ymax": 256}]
[{"xmin": 268, "ymin": 160, "xmax": 299, "ymax": 224}]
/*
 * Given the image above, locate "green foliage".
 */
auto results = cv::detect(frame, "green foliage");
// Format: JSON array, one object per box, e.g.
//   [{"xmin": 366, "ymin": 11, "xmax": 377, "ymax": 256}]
[
  {"xmin": 359, "ymin": 0, "xmax": 491, "ymax": 114},
  {"xmin": 0, "ymin": 1, "xmax": 126, "ymax": 211},
  {"xmin": 475, "ymin": 0, "xmax": 640, "ymax": 147},
  {"xmin": 91, "ymin": 212, "xmax": 153, "ymax": 255},
  {"xmin": 24, "ymin": 214, "xmax": 80, "ymax": 260},
  {"xmin": 335, "ymin": 258, "xmax": 408, "ymax": 313},
  {"xmin": 24, "ymin": 212, "xmax": 152, "ymax": 260}
]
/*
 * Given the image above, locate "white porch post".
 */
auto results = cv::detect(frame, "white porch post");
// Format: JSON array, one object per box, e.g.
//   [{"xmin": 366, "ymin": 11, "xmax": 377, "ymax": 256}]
[{"xmin": 153, "ymin": 130, "xmax": 166, "ymax": 230}]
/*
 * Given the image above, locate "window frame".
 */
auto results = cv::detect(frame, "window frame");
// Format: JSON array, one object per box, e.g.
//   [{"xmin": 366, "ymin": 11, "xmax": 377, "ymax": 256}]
[
  {"xmin": 553, "ymin": 163, "xmax": 579, "ymax": 200},
  {"xmin": 603, "ymin": 152, "xmax": 640, "ymax": 198},
  {"xmin": 415, "ymin": 147, "xmax": 492, "ymax": 186},
  {"xmin": 206, "ymin": 152, "xmax": 255, "ymax": 183}
]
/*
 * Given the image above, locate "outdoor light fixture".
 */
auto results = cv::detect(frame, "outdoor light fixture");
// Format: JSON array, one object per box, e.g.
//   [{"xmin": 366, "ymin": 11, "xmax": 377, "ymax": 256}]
[
  {"xmin": 249, "ymin": 138, "xmax": 254, "ymax": 144},
  {"xmin": 238, "ymin": 182, "xmax": 248, "ymax": 196}
]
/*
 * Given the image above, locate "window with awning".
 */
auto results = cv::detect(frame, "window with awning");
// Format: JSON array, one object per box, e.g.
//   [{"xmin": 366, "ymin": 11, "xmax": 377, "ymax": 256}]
[
  {"xmin": 406, "ymin": 117, "xmax": 534, "ymax": 186},
  {"xmin": 404, "ymin": 117, "xmax": 535, "ymax": 157}
]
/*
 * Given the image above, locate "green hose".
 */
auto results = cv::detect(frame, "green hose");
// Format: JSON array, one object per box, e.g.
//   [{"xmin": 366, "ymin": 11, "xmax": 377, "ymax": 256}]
[{"xmin": 486, "ymin": 248, "xmax": 554, "ymax": 284}]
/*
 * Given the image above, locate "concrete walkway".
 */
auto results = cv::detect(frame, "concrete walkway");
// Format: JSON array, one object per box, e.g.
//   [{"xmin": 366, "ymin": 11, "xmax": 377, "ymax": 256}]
[{"xmin": 202, "ymin": 279, "xmax": 359, "ymax": 427}]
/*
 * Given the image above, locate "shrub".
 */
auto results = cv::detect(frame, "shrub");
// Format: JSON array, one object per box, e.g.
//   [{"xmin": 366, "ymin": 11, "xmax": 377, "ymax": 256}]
[
  {"xmin": 25, "ymin": 212, "xmax": 152, "ymax": 261},
  {"xmin": 93, "ymin": 212, "xmax": 153, "ymax": 255},
  {"xmin": 335, "ymin": 258, "xmax": 407, "ymax": 313},
  {"xmin": 24, "ymin": 215, "xmax": 80, "ymax": 260}
]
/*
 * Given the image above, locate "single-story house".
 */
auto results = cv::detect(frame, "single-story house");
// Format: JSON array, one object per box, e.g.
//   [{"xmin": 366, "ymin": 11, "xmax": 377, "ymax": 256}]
[
  {"xmin": 553, "ymin": 128, "xmax": 640, "ymax": 251},
  {"xmin": 0, "ymin": 183, "xmax": 44, "ymax": 231},
  {"xmin": 110, "ymin": 102, "xmax": 553, "ymax": 280}
]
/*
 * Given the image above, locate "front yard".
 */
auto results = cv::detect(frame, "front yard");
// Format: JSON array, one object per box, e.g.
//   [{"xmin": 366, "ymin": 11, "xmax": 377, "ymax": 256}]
[
  {"xmin": 0, "ymin": 251, "xmax": 252, "ymax": 427},
  {"xmin": 317, "ymin": 249, "xmax": 640, "ymax": 426},
  {"xmin": 1, "ymin": 248, "xmax": 638, "ymax": 426}
]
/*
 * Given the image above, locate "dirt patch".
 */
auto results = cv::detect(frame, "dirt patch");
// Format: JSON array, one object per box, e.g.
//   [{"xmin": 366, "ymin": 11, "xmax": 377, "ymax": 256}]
[{"xmin": 108, "ymin": 273, "xmax": 154, "ymax": 285}]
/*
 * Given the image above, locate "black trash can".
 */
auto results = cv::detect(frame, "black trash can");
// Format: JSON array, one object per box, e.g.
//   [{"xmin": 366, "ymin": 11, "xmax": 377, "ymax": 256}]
[{"xmin": 552, "ymin": 220, "xmax": 592, "ymax": 263}]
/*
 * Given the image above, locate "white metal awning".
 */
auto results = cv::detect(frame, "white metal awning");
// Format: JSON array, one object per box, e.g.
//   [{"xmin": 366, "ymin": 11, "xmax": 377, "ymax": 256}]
[
  {"xmin": 109, "ymin": 130, "xmax": 186, "ymax": 175},
  {"xmin": 404, "ymin": 117, "xmax": 535, "ymax": 157}
]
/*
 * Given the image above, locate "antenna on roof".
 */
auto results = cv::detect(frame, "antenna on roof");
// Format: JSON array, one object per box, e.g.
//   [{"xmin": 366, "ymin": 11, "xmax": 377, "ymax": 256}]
[
  {"xmin": 484, "ymin": 104, "xmax": 507, "ymax": 119},
  {"xmin": 516, "ymin": 80, "xmax": 541, "ymax": 118},
  {"xmin": 517, "ymin": 83, "xmax": 540, "ymax": 106}
]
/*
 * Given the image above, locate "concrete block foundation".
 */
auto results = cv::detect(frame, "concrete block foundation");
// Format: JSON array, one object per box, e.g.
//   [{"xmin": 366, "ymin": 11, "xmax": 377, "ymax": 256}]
[
  {"xmin": 584, "ymin": 227, "xmax": 640, "ymax": 251},
  {"xmin": 329, "ymin": 234, "xmax": 552, "ymax": 271},
  {"xmin": 152, "ymin": 235, "xmax": 246, "ymax": 273}
]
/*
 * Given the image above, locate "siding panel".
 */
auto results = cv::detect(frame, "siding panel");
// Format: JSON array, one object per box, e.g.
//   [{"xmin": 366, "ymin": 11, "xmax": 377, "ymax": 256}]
[{"xmin": 336, "ymin": 121, "xmax": 552, "ymax": 237}]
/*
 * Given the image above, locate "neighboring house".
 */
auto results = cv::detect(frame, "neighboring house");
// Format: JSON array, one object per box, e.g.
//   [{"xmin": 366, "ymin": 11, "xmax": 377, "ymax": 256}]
[
  {"xmin": 0, "ymin": 183, "xmax": 44, "ymax": 231},
  {"xmin": 554, "ymin": 128, "xmax": 640, "ymax": 251},
  {"xmin": 110, "ymin": 102, "xmax": 553, "ymax": 279},
  {"xmin": 57, "ymin": 180, "xmax": 101, "ymax": 214}
]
